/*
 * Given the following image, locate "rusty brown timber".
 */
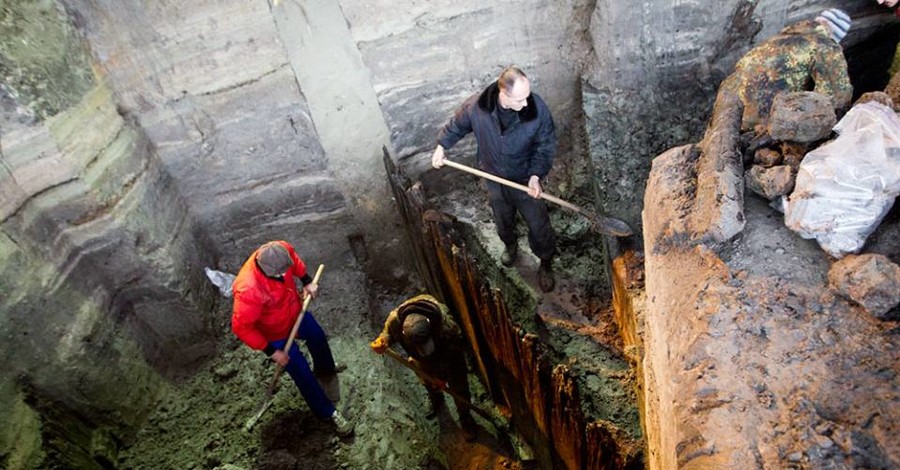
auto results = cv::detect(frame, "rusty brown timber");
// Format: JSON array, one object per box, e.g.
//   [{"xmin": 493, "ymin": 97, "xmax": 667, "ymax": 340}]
[{"xmin": 384, "ymin": 150, "xmax": 642, "ymax": 470}]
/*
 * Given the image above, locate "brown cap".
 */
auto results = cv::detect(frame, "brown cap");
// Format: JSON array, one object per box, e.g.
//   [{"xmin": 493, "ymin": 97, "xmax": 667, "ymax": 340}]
[
  {"xmin": 402, "ymin": 313, "xmax": 435, "ymax": 356},
  {"xmin": 256, "ymin": 242, "xmax": 292, "ymax": 277}
]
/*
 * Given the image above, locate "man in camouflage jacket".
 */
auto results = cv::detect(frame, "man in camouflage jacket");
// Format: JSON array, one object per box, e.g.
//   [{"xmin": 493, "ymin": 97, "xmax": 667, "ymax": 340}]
[
  {"xmin": 719, "ymin": 10, "xmax": 853, "ymax": 132},
  {"xmin": 370, "ymin": 294, "xmax": 477, "ymax": 440}
]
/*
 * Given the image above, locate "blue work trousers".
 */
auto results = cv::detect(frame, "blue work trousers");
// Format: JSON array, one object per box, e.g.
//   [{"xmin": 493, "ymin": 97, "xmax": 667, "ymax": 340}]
[{"xmin": 269, "ymin": 311, "xmax": 336, "ymax": 419}]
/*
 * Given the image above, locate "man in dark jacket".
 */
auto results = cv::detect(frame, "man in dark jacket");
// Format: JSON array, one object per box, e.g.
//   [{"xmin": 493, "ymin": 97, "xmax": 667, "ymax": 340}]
[{"xmin": 431, "ymin": 66, "xmax": 558, "ymax": 292}]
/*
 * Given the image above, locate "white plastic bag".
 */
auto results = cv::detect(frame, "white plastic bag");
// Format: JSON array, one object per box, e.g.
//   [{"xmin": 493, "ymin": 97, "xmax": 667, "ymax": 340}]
[
  {"xmin": 204, "ymin": 267, "xmax": 236, "ymax": 297},
  {"xmin": 784, "ymin": 102, "xmax": 900, "ymax": 258}
]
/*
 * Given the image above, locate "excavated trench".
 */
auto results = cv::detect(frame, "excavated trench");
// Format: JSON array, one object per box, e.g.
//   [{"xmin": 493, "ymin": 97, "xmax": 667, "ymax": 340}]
[
  {"xmin": 2, "ymin": 4, "xmax": 648, "ymax": 464},
  {"xmin": 385, "ymin": 153, "xmax": 645, "ymax": 469},
  {"xmin": 6, "ymin": 4, "xmax": 900, "ymax": 470},
  {"xmin": 103, "ymin": 154, "xmax": 646, "ymax": 470}
]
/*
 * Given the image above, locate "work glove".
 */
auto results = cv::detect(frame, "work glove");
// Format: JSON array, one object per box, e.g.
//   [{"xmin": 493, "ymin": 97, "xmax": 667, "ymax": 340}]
[
  {"xmin": 431, "ymin": 145, "xmax": 446, "ymax": 169},
  {"xmin": 527, "ymin": 175, "xmax": 543, "ymax": 198},
  {"xmin": 370, "ymin": 336, "xmax": 389, "ymax": 354}
]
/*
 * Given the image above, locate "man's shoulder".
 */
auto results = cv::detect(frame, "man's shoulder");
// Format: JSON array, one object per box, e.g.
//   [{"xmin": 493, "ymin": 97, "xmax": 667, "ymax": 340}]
[
  {"xmin": 461, "ymin": 89, "xmax": 487, "ymax": 113},
  {"xmin": 233, "ymin": 264, "xmax": 267, "ymax": 299},
  {"xmin": 537, "ymin": 93, "xmax": 555, "ymax": 113}
]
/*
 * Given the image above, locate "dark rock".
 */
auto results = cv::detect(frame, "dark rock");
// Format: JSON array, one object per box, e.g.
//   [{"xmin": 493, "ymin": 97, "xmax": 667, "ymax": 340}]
[
  {"xmin": 768, "ymin": 92, "xmax": 836, "ymax": 143},
  {"xmin": 884, "ymin": 71, "xmax": 900, "ymax": 111},
  {"xmin": 780, "ymin": 142, "xmax": 810, "ymax": 172},
  {"xmin": 828, "ymin": 254, "xmax": 900, "ymax": 319},
  {"xmin": 855, "ymin": 91, "xmax": 894, "ymax": 110},
  {"xmin": 754, "ymin": 148, "xmax": 782, "ymax": 167},
  {"xmin": 745, "ymin": 165, "xmax": 794, "ymax": 200}
]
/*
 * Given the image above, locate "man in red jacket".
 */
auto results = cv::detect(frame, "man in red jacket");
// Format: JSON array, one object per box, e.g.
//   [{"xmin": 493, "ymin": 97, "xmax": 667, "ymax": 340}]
[{"xmin": 232, "ymin": 240, "xmax": 352, "ymax": 436}]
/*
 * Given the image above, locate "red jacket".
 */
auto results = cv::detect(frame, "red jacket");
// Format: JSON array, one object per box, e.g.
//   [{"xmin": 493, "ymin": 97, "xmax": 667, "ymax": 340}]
[{"xmin": 231, "ymin": 241, "xmax": 309, "ymax": 350}]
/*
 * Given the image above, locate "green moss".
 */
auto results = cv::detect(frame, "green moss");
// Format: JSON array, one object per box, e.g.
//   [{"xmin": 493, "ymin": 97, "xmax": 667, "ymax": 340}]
[
  {"xmin": 456, "ymin": 220, "xmax": 541, "ymax": 329},
  {"xmin": 450, "ymin": 207, "xmax": 643, "ymax": 443},
  {"xmin": 552, "ymin": 328, "xmax": 643, "ymax": 441},
  {"xmin": 0, "ymin": 379, "xmax": 46, "ymax": 470},
  {"xmin": 0, "ymin": 0, "xmax": 95, "ymax": 119}
]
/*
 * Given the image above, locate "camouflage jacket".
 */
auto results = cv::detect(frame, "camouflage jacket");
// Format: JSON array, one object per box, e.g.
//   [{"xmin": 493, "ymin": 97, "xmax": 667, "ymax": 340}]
[
  {"xmin": 377, "ymin": 294, "xmax": 467, "ymax": 363},
  {"xmin": 719, "ymin": 20, "xmax": 852, "ymax": 131}
]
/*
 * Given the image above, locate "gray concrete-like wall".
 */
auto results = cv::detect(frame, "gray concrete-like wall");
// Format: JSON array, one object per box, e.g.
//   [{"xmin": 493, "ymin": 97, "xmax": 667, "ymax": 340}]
[
  {"xmin": 1, "ymin": 71, "xmax": 215, "ymax": 470},
  {"xmin": 344, "ymin": 0, "xmax": 596, "ymax": 185},
  {"xmin": 64, "ymin": 0, "xmax": 361, "ymax": 271}
]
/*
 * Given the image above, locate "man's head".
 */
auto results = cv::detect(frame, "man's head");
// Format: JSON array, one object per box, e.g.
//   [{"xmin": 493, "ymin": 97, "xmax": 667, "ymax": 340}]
[
  {"xmin": 498, "ymin": 66, "xmax": 531, "ymax": 112},
  {"xmin": 256, "ymin": 241, "xmax": 292, "ymax": 277},
  {"xmin": 877, "ymin": 0, "xmax": 899, "ymax": 8},
  {"xmin": 816, "ymin": 8, "xmax": 852, "ymax": 43},
  {"xmin": 402, "ymin": 313, "xmax": 435, "ymax": 356}
]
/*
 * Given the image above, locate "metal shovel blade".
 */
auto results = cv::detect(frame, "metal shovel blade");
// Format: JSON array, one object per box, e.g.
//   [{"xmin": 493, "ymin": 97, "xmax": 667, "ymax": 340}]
[
  {"xmin": 244, "ymin": 396, "xmax": 274, "ymax": 432},
  {"xmin": 592, "ymin": 215, "xmax": 633, "ymax": 237}
]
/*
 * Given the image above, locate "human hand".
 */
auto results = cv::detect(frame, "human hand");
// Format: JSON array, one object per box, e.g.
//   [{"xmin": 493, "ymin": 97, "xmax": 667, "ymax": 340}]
[
  {"xmin": 370, "ymin": 336, "xmax": 389, "ymax": 354},
  {"xmin": 431, "ymin": 145, "xmax": 446, "ymax": 169},
  {"xmin": 270, "ymin": 350, "xmax": 289, "ymax": 367},
  {"xmin": 527, "ymin": 176, "xmax": 543, "ymax": 199},
  {"xmin": 303, "ymin": 283, "xmax": 318, "ymax": 299}
]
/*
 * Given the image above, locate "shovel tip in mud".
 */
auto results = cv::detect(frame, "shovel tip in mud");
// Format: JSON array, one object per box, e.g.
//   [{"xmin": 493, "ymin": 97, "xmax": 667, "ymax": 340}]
[
  {"xmin": 244, "ymin": 398, "xmax": 274, "ymax": 432},
  {"xmin": 594, "ymin": 216, "xmax": 634, "ymax": 237}
]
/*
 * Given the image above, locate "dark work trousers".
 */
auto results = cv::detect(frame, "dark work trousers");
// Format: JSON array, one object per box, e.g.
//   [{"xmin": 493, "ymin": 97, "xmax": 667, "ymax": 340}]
[
  {"xmin": 412, "ymin": 353, "xmax": 471, "ymax": 417},
  {"xmin": 485, "ymin": 180, "xmax": 556, "ymax": 261},
  {"xmin": 269, "ymin": 311, "xmax": 336, "ymax": 419}
]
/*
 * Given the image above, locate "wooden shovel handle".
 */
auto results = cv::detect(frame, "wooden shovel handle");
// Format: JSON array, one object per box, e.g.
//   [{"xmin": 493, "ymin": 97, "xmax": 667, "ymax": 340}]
[
  {"xmin": 380, "ymin": 347, "xmax": 496, "ymax": 423},
  {"xmin": 270, "ymin": 264, "xmax": 325, "ymax": 387},
  {"xmin": 442, "ymin": 160, "xmax": 583, "ymax": 213},
  {"xmin": 441, "ymin": 160, "xmax": 633, "ymax": 237}
]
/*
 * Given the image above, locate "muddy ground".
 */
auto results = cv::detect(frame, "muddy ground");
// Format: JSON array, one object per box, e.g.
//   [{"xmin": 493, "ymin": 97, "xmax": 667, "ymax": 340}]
[
  {"xmin": 116, "ymin": 173, "xmax": 637, "ymax": 469},
  {"xmin": 644, "ymin": 187, "xmax": 900, "ymax": 468},
  {"xmin": 116, "ymin": 259, "xmax": 528, "ymax": 470},
  {"xmin": 113, "ymin": 156, "xmax": 900, "ymax": 469}
]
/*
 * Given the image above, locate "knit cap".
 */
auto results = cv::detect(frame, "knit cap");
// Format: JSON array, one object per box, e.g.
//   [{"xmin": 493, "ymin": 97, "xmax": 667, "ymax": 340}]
[
  {"xmin": 817, "ymin": 8, "xmax": 852, "ymax": 43},
  {"xmin": 402, "ymin": 313, "xmax": 435, "ymax": 356},
  {"xmin": 256, "ymin": 242, "xmax": 292, "ymax": 277}
]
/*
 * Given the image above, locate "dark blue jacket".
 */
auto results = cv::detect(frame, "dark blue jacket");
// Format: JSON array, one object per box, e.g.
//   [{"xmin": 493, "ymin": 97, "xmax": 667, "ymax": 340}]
[{"xmin": 437, "ymin": 81, "xmax": 557, "ymax": 184}]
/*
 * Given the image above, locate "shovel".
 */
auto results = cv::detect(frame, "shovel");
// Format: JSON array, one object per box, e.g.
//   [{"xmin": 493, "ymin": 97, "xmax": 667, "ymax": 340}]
[
  {"xmin": 381, "ymin": 347, "xmax": 500, "ymax": 426},
  {"xmin": 244, "ymin": 264, "xmax": 325, "ymax": 431},
  {"xmin": 441, "ymin": 160, "xmax": 633, "ymax": 237},
  {"xmin": 381, "ymin": 347, "xmax": 535, "ymax": 460}
]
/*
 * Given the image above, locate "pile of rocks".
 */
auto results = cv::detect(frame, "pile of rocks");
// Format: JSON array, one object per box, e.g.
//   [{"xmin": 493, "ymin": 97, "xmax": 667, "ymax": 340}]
[
  {"xmin": 741, "ymin": 90, "xmax": 900, "ymax": 320},
  {"xmin": 744, "ymin": 91, "xmax": 836, "ymax": 200}
]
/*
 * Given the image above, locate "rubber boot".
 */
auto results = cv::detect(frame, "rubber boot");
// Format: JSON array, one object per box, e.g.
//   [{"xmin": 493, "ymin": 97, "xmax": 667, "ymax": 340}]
[
  {"xmin": 538, "ymin": 259, "xmax": 555, "ymax": 292},
  {"xmin": 459, "ymin": 411, "xmax": 477, "ymax": 442},
  {"xmin": 501, "ymin": 243, "xmax": 518, "ymax": 267},
  {"xmin": 426, "ymin": 391, "xmax": 445, "ymax": 419},
  {"xmin": 331, "ymin": 410, "xmax": 354, "ymax": 437}
]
